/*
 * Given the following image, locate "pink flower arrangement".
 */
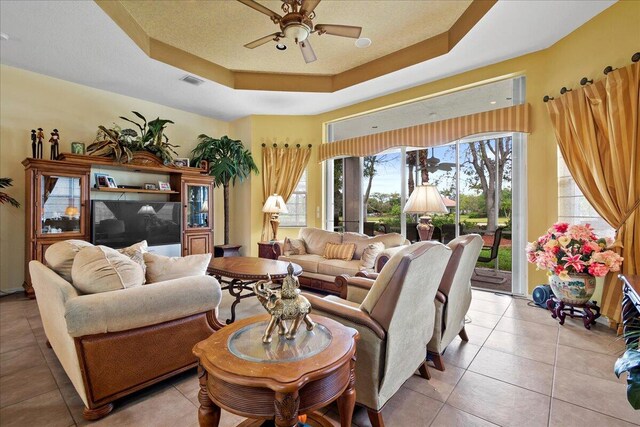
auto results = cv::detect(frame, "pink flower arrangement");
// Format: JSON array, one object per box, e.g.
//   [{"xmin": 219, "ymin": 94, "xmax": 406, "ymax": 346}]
[{"xmin": 526, "ymin": 222, "xmax": 623, "ymax": 278}]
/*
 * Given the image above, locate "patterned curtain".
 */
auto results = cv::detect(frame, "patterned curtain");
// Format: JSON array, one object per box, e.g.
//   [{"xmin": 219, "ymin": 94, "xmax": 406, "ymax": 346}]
[
  {"xmin": 261, "ymin": 145, "xmax": 312, "ymax": 241},
  {"xmin": 546, "ymin": 62, "xmax": 639, "ymax": 327}
]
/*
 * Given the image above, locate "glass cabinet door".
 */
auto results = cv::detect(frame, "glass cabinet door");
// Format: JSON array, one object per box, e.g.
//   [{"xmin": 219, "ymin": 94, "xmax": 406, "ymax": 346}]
[
  {"xmin": 187, "ymin": 185, "xmax": 209, "ymax": 229},
  {"xmin": 39, "ymin": 174, "xmax": 82, "ymax": 235}
]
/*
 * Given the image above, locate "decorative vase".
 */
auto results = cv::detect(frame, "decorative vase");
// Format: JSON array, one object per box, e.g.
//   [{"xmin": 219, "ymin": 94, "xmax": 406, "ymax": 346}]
[{"xmin": 549, "ymin": 274, "xmax": 596, "ymax": 305}]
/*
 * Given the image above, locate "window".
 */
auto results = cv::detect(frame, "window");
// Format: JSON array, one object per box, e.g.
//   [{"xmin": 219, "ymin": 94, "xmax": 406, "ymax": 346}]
[
  {"xmin": 557, "ymin": 150, "xmax": 614, "ymax": 238},
  {"xmin": 280, "ymin": 170, "xmax": 307, "ymax": 227}
]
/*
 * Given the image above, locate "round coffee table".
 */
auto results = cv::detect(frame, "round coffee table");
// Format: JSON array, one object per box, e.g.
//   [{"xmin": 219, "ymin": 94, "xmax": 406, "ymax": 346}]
[
  {"xmin": 208, "ymin": 258, "xmax": 303, "ymax": 324},
  {"xmin": 193, "ymin": 314, "xmax": 358, "ymax": 427}
]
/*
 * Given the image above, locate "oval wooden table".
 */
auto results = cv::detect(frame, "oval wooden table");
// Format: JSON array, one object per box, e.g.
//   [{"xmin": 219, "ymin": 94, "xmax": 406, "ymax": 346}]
[
  {"xmin": 207, "ymin": 258, "xmax": 303, "ymax": 324},
  {"xmin": 193, "ymin": 314, "xmax": 358, "ymax": 427}
]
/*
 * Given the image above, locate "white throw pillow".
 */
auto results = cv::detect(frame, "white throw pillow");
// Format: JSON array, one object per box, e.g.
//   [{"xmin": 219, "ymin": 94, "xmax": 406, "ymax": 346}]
[
  {"xmin": 283, "ymin": 237, "xmax": 307, "ymax": 256},
  {"xmin": 143, "ymin": 252, "xmax": 211, "ymax": 283},
  {"xmin": 45, "ymin": 240, "xmax": 94, "ymax": 282},
  {"xmin": 71, "ymin": 246, "xmax": 145, "ymax": 294},
  {"xmin": 360, "ymin": 242, "xmax": 385, "ymax": 269},
  {"xmin": 117, "ymin": 241, "xmax": 148, "ymax": 280}
]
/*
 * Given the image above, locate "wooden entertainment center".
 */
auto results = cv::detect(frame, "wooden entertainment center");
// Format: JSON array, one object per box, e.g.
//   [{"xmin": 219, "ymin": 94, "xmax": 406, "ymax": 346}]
[{"xmin": 22, "ymin": 152, "xmax": 215, "ymax": 297}]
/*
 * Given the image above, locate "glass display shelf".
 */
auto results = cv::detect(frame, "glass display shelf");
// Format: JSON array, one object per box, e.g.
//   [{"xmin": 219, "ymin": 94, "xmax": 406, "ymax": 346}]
[{"xmin": 228, "ymin": 321, "xmax": 332, "ymax": 363}]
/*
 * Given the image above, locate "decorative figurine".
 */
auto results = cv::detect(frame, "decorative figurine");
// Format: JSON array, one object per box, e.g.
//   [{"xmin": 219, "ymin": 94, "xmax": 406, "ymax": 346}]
[
  {"xmin": 30, "ymin": 130, "xmax": 37, "ymax": 158},
  {"xmin": 49, "ymin": 129, "xmax": 60, "ymax": 160},
  {"xmin": 36, "ymin": 128, "xmax": 44, "ymax": 159},
  {"xmin": 253, "ymin": 263, "xmax": 315, "ymax": 343}
]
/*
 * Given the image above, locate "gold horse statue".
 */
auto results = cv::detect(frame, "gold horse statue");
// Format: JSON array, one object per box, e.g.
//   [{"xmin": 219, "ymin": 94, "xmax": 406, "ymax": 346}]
[{"xmin": 253, "ymin": 263, "xmax": 315, "ymax": 343}]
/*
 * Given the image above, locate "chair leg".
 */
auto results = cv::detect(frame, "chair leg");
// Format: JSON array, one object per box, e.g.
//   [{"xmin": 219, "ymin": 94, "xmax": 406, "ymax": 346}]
[
  {"xmin": 367, "ymin": 408, "xmax": 385, "ymax": 427},
  {"xmin": 418, "ymin": 361, "xmax": 431, "ymax": 380},
  {"xmin": 430, "ymin": 353, "xmax": 446, "ymax": 372},
  {"xmin": 459, "ymin": 327, "xmax": 469, "ymax": 342}
]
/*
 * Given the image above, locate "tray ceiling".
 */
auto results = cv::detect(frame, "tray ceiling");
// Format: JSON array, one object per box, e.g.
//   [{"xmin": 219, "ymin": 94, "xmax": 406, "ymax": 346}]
[{"xmin": 99, "ymin": 0, "xmax": 489, "ymax": 92}]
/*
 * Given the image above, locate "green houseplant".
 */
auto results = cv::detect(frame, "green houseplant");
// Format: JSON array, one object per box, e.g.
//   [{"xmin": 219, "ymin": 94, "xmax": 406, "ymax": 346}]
[
  {"xmin": 191, "ymin": 135, "xmax": 258, "ymax": 245},
  {"xmin": 615, "ymin": 315, "xmax": 640, "ymax": 410},
  {"xmin": 0, "ymin": 178, "xmax": 20, "ymax": 208}
]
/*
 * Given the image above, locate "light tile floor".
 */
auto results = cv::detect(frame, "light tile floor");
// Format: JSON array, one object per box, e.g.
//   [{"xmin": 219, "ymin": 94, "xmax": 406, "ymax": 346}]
[{"xmin": 0, "ymin": 289, "xmax": 637, "ymax": 427}]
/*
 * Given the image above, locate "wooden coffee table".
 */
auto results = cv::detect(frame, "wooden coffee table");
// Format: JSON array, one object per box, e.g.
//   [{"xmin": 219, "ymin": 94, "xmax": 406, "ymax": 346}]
[
  {"xmin": 208, "ymin": 258, "xmax": 302, "ymax": 324},
  {"xmin": 193, "ymin": 314, "xmax": 358, "ymax": 427}
]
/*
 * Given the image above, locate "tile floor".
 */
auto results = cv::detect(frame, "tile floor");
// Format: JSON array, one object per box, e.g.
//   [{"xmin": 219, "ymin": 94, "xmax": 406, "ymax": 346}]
[{"xmin": 0, "ymin": 289, "xmax": 637, "ymax": 427}]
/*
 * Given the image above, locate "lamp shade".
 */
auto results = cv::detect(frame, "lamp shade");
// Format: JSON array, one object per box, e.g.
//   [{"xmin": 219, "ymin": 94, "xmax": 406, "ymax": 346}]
[
  {"xmin": 403, "ymin": 185, "xmax": 448, "ymax": 214},
  {"xmin": 64, "ymin": 206, "xmax": 79, "ymax": 217},
  {"xmin": 200, "ymin": 202, "xmax": 209, "ymax": 213},
  {"xmin": 137, "ymin": 204, "xmax": 156, "ymax": 215},
  {"xmin": 262, "ymin": 194, "xmax": 289, "ymax": 214}
]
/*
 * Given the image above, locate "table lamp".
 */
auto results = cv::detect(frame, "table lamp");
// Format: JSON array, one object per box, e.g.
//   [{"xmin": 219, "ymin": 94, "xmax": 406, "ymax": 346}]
[
  {"xmin": 262, "ymin": 194, "xmax": 288, "ymax": 241},
  {"xmin": 403, "ymin": 184, "xmax": 448, "ymax": 241}
]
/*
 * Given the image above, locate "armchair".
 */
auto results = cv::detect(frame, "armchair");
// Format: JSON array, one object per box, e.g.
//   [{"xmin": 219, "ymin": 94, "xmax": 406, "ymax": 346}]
[
  {"xmin": 305, "ymin": 241, "xmax": 452, "ymax": 427},
  {"xmin": 427, "ymin": 234, "xmax": 483, "ymax": 371},
  {"xmin": 29, "ymin": 260, "xmax": 223, "ymax": 420}
]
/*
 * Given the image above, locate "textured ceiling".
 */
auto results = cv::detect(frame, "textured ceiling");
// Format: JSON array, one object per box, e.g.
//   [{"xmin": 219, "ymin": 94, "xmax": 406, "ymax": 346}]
[{"xmin": 120, "ymin": 0, "xmax": 472, "ymax": 75}]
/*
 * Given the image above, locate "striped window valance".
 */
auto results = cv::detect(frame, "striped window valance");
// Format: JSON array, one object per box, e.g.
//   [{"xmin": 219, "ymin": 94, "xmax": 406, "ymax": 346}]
[{"xmin": 319, "ymin": 103, "xmax": 531, "ymax": 162}]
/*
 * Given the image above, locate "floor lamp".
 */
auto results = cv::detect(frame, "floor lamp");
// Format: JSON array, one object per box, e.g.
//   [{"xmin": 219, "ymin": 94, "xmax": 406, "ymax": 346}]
[
  {"xmin": 403, "ymin": 184, "xmax": 448, "ymax": 241},
  {"xmin": 262, "ymin": 194, "xmax": 288, "ymax": 241}
]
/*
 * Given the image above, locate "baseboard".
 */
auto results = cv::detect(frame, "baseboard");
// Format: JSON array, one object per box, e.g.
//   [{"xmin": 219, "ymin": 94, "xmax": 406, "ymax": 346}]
[{"xmin": 0, "ymin": 288, "xmax": 24, "ymax": 295}]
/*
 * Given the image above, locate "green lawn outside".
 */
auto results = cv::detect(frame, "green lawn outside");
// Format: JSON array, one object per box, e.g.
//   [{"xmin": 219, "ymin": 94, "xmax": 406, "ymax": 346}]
[
  {"xmin": 365, "ymin": 214, "xmax": 509, "ymax": 226},
  {"xmin": 476, "ymin": 247, "xmax": 512, "ymax": 271}
]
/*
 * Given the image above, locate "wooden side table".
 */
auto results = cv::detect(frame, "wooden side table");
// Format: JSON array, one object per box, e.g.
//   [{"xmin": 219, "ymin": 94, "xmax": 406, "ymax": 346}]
[
  {"xmin": 214, "ymin": 244, "xmax": 242, "ymax": 258},
  {"xmin": 193, "ymin": 314, "xmax": 358, "ymax": 427},
  {"xmin": 258, "ymin": 241, "xmax": 278, "ymax": 260}
]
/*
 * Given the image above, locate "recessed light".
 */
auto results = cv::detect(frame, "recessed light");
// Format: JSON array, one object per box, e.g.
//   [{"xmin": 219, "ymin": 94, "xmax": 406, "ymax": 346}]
[
  {"xmin": 275, "ymin": 43, "xmax": 287, "ymax": 51},
  {"xmin": 355, "ymin": 38, "xmax": 371, "ymax": 48},
  {"xmin": 372, "ymin": 126, "xmax": 378, "ymax": 129},
  {"xmin": 180, "ymin": 75, "xmax": 205, "ymax": 86},
  {"xmin": 490, "ymin": 101, "xmax": 497, "ymax": 104},
  {"xmin": 506, "ymin": 97, "xmax": 512, "ymax": 100},
  {"xmin": 428, "ymin": 112, "xmax": 438, "ymax": 119},
  {"xmin": 0, "ymin": 33, "xmax": 9, "ymax": 41}
]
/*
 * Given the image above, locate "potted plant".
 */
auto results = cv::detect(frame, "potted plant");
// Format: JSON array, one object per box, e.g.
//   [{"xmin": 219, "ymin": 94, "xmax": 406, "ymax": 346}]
[
  {"xmin": 191, "ymin": 135, "xmax": 258, "ymax": 245},
  {"xmin": 526, "ymin": 222, "xmax": 623, "ymax": 304},
  {"xmin": 0, "ymin": 178, "xmax": 20, "ymax": 207},
  {"xmin": 615, "ymin": 339, "xmax": 640, "ymax": 409}
]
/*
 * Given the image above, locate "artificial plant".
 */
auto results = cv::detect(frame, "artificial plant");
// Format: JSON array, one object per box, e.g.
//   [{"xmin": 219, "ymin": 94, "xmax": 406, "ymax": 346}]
[
  {"xmin": 0, "ymin": 178, "xmax": 20, "ymax": 208},
  {"xmin": 615, "ymin": 318, "xmax": 640, "ymax": 409},
  {"xmin": 191, "ymin": 135, "xmax": 258, "ymax": 245}
]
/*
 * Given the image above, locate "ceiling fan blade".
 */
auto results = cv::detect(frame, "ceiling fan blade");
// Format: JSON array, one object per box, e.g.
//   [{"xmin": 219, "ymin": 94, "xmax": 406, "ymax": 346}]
[
  {"xmin": 299, "ymin": 40, "xmax": 317, "ymax": 63},
  {"xmin": 236, "ymin": 0, "xmax": 282, "ymax": 21},
  {"xmin": 244, "ymin": 32, "xmax": 282, "ymax": 49},
  {"xmin": 300, "ymin": 0, "xmax": 321, "ymax": 16},
  {"xmin": 314, "ymin": 24, "xmax": 362, "ymax": 39}
]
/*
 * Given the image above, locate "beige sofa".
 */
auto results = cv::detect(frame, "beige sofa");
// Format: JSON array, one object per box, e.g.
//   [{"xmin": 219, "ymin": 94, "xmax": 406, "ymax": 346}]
[
  {"xmin": 275, "ymin": 227, "xmax": 409, "ymax": 294},
  {"xmin": 30, "ymin": 245, "xmax": 223, "ymax": 420}
]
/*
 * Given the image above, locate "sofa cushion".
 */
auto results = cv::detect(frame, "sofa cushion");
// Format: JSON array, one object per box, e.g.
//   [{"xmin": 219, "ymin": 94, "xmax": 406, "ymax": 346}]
[
  {"xmin": 278, "ymin": 254, "xmax": 325, "ymax": 274},
  {"xmin": 117, "ymin": 240, "xmax": 148, "ymax": 280},
  {"xmin": 71, "ymin": 246, "xmax": 145, "ymax": 294},
  {"xmin": 317, "ymin": 259, "xmax": 363, "ymax": 277},
  {"xmin": 283, "ymin": 237, "xmax": 307, "ymax": 256},
  {"xmin": 323, "ymin": 242, "xmax": 356, "ymax": 261},
  {"xmin": 343, "ymin": 232, "xmax": 407, "ymax": 259},
  {"xmin": 299, "ymin": 228, "xmax": 342, "ymax": 255},
  {"xmin": 360, "ymin": 242, "xmax": 385, "ymax": 269},
  {"xmin": 144, "ymin": 252, "xmax": 211, "ymax": 283},
  {"xmin": 45, "ymin": 240, "xmax": 94, "ymax": 282}
]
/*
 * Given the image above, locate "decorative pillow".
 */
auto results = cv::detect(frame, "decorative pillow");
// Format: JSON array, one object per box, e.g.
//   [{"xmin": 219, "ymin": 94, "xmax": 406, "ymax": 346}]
[
  {"xmin": 45, "ymin": 240, "xmax": 94, "ymax": 282},
  {"xmin": 71, "ymin": 246, "xmax": 145, "ymax": 294},
  {"xmin": 360, "ymin": 242, "xmax": 385, "ymax": 269},
  {"xmin": 117, "ymin": 241, "xmax": 148, "ymax": 280},
  {"xmin": 283, "ymin": 237, "xmax": 307, "ymax": 256},
  {"xmin": 323, "ymin": 242, "xmax": 356, "ymax": 261},
  {"xmin": 343, "ymin": 232, "xmax": 406, "ymax": 260},
  {"xmin": 143, "ymin": 252, "xmax": 211, "ymax": 283}
]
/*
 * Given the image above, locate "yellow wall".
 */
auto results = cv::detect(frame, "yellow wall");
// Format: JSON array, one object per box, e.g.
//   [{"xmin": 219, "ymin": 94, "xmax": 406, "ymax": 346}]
[{"xmin": 0, "ymin": 65, "xmax": 228, "ymax": 291}]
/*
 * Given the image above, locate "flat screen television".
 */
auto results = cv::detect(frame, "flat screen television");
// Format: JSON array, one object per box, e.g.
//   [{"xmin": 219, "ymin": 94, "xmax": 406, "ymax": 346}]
[{"xmin": 91, "ymin": 200, "xmax": 181, "ymax": 249}]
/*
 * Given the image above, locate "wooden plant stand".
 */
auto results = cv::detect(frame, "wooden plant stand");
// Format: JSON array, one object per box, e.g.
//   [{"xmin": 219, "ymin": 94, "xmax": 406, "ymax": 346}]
[{"xmin": 546, "ymin": 297, "xmax": 601, "ymax": 329}]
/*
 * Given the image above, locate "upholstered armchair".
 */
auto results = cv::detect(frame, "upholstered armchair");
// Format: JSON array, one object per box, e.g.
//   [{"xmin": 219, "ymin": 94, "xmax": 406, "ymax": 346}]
[
  {"xmin": 29, "ymin": 260, "xmax": 223, "ymax": 420},
  {"xmin": 305, "ymin": 242, "xmax": 452, "ymax": 427},
  {"xmin": 427, "ymin": 234, "xmax": 483, "ymax": 371}
]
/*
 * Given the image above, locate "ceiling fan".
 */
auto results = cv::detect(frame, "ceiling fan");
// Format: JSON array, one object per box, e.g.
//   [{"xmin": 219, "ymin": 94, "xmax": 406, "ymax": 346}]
[
  {"xmin": 425, "ymin": 149, "xmax": 456, "ymax": 173},
  {"xmin": 237, "ymin": 0, "xmax": 363, "ymax": 63}
]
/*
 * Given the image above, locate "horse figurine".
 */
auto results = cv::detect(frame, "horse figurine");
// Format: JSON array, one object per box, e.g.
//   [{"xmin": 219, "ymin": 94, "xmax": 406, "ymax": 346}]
[{"xmin": 253, "ymin": 263, "xmax": 315, "ymax": 343}]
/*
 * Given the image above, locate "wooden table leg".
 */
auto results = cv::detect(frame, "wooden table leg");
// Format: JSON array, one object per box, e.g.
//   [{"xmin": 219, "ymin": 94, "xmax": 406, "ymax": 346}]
[
  {"xmin": 337, "ymin": 355, "xmax": 356, "ymax": 426},
  {"xmin": 198, "ymin": 366, "xmax": 221, "ymax": 427},
  {"xmin": 274, "ymin": 391, "xmax": 300, "ymax": 427}
]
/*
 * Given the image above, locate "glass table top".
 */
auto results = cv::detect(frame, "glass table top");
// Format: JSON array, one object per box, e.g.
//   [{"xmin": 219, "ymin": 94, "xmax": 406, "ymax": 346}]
[{"xmin": 228, "ymin": 321, "xmax": 332, "ymax": 363}]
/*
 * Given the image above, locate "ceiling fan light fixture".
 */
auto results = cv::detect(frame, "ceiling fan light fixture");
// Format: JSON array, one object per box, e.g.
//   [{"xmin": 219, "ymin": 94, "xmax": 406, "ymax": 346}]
[
  {"xmin": 283, "ymin": 23, "xmax": 310, "ymax": 43},
  {"xmin": 355, "ymin": 37, "xmax": 371, "ymax": 48}
]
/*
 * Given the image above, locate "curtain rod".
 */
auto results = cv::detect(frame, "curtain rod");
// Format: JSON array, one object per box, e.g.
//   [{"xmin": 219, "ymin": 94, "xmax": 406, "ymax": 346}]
[
  {"xmin": 261, "ymin": 143, "xmax": 312, "ymax": 148},
  {"xmin": 543, "ymin": 51, "xmax": 639, "ymax": 102}
]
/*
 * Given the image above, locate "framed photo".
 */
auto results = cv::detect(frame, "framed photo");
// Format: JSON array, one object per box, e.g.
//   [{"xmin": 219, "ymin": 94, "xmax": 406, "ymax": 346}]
[
  {"xmin": 70, "ymin": 142, "xmax": 85, "ymax": 155},
  {"xmin": 173, "ymin": 158, "xmax": 190, "ymax": 168},
  {"xmin": 199, "ymin": 159, "xmax": 209, "ymax": 172},
  {"xmin": 94, "ymin": 173, "xmax": 109, "ymax": 188},
  {"xmin": 106, "ymin": 177, "xmax": 118, "ymax": 188},
  {"xmin": 158, "ymin": 181, "xmax": 171, "ymax": 191},
  {"xmin": 144, "ymin": 183, "xmax": 158, "ymax": 190}
]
